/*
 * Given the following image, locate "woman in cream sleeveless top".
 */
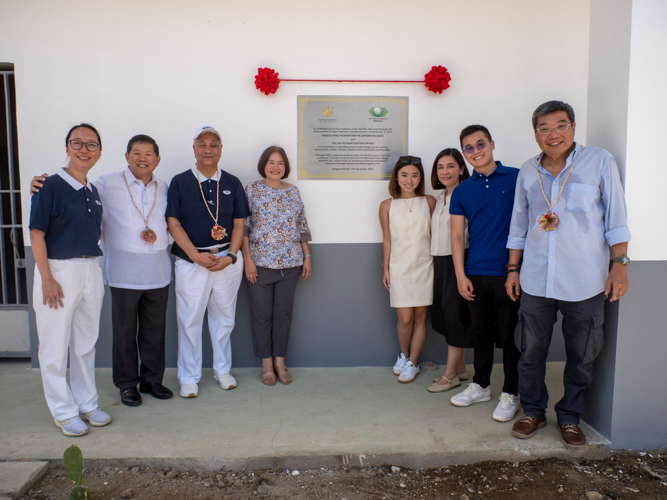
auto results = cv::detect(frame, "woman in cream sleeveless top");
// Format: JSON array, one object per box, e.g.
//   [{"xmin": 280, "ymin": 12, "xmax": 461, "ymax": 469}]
[
  {"xmin": 388, "ymin": 197, "xmax": 433, "ymax": 307},
  {"xmin": 379, "ymin": 156, "xmax": 435, "ymax": 384},
  {"xmin": 426, "ymin": 148, "xmax": 473, "ymax": 394}
]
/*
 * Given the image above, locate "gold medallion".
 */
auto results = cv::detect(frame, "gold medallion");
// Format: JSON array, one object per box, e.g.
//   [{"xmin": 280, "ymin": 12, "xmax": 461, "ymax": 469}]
[
  {"xmin": 211, "ymin": 224, "xmax": 227, "ymax": 241},
  {"xmin": 141, "ymin": 227, "xmax": 157, "ymax": 245},
  {"xmin": 538, "ymin": 212, "xmax": 559, "ymax": 231}
]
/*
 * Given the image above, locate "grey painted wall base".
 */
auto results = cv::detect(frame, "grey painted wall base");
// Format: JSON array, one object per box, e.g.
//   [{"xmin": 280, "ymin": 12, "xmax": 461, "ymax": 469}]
[
  {"xmin": 27, "ymin": 244, "xmax": 567, "ymax": 370},
  {"xmin": 586, "ymin": 260, "xmax": 667, "ymax": 450}
]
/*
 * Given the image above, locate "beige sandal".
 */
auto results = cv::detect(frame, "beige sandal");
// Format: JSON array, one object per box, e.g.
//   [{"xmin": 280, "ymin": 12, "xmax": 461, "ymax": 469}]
[
  {"xmin": 433, "ymin": 371, "xmax": 469, "ymax": 382},
  {"xmin": 261, "ymin": 369, "xmax": 276, "ymax": 386},
  {"xmin": 427, "ymin": 375, "xmax": 461, "ymax": 393},
  {"xmin": 275, "ymin": 366, "xmax": 292, "ymax": 385}
]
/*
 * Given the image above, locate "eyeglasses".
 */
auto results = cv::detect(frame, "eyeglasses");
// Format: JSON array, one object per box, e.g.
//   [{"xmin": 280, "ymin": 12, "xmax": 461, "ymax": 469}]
[
  {"xmin": 462, "ymin": 140, "xmax": 487, "ymax": 155},
  {"xmin": 398, "ymin": 155, "xmax": 422, "ymax": 164},
  {"xmin": 535, "ymin": 123, "xmax": 572, "ymax": 135},
  {"xmin": 68, "ymin": 140, "xmax": 100, "ymax": 152}
]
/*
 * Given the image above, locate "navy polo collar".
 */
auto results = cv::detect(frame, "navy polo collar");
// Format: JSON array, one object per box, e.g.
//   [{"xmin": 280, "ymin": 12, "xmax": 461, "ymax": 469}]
[{"xmin": 470, "ymin": 161, "xmax": 507, "ymax": 180}]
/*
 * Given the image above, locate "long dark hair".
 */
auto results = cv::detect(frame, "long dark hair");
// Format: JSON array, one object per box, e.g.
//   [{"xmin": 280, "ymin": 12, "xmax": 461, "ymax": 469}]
[{"xmin": 430, "ymin": 148, "xmax": 470, "ymax": 190}]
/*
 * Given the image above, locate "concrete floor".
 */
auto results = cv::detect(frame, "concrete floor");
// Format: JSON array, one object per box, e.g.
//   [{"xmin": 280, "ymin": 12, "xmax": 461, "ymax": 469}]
[{"xmin": 0, "ymin": 360, "xmax": 609, "ymax": 470}]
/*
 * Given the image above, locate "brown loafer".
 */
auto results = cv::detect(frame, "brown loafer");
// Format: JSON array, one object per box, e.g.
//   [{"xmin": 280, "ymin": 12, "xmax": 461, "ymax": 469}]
[
  {"xmin": 427, "ymin": 376, "xmax": 461, "ymax": 393},
  {"xmin": 557, "ymin": 423, "xmax": 586, "ymax": 449},
  {"xmin": 512, "ymin": 415, "xmax": 547, "ymax": 439}
]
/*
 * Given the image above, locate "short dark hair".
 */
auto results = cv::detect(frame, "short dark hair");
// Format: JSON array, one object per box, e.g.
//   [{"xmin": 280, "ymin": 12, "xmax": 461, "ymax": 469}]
[
  {"xmin": 258, "ymin": 146, "xmax": 290, "ymax": 179},
  {"xmin": 126, "ymin": 134, "xmax": 159, "ymax": 156},
  {"xmin": 532, "ymin": 100, "xmax": 576, "ymax": 129},
  {"xmin": 459, "ymin": 124, "xmax": 492, "ymax": 148},
  {"xmin": 388, "ymin": 157, "xmax": 425, "ymax": 199},
  {"xmin": 65, "ymin": 123, "xmax": 102, "ymax": 149},
  {"xmin": 430, "ymin": 148, "xmax": 470, "ymax": 190}
]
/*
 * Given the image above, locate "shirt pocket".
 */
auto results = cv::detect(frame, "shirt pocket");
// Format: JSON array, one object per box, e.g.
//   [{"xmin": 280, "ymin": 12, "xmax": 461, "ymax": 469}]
[
  {"xmin": 217, "ymin": 192, "xmax": 234, "ymax": 215},
  {"xmin": 566, "ymin": 183, "xmax": 597, "ymax": 213}
]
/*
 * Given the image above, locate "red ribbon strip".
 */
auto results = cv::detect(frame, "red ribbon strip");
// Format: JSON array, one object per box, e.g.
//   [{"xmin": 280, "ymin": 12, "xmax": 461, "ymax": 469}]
[{"xmin": 254, "ymin": 66, "xmax": 451, "ymax": 96}]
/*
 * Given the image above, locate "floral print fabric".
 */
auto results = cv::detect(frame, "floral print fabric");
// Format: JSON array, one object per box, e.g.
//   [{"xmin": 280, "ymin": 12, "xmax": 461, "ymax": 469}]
[{"xmin": 245, "ymin": 180, "xmax": 311, "ymax": 269}]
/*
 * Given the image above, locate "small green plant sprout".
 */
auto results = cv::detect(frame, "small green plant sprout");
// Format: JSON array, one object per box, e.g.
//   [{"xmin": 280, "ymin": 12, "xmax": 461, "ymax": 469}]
[{"xmin": 64, "ymin": 445, "xmax": 91, "ymax": 499}]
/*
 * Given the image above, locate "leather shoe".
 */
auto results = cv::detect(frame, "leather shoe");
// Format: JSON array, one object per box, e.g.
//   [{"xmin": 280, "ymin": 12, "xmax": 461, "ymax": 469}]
[
  {"xmin": 120, "ymin": 387, "xmax": 142, "ymax": 407},
  {"xmin": 427, "ymin": 375, "xmax": 461, "ymax": 393},
  {"xmin": 139, "ymin": 382, "xmax": 173, "ymax": 400},
  {"xmin": 512, "ymin": 415, "xmax": 547, "ymax": 439},
  {"xmin": 557, "ymin": 423, "xmax": 586, "ymax": 449}
]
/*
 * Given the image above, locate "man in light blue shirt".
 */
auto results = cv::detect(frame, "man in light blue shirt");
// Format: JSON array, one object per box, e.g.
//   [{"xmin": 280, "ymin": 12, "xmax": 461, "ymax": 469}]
[{"xmin": 505, "ymin": 101, "xmax": 631, "ymax": 450}]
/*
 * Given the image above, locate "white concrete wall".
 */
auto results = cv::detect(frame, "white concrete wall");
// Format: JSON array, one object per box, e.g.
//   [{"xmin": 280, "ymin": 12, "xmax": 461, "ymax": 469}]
[
  {"xmin": 0, "ymin": 0, "xmax": 591, "ymax": 245},
  {"xmin": 624, "ymin": 0, "xmax": 667, "ymax": 261}
]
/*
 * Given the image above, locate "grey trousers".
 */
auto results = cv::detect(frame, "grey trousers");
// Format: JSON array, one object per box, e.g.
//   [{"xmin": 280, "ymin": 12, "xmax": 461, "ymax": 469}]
[
  {"xmin": 515, "ymin": 291, "xmax": 605, "ymax": 425},
  {"xmin": 247, "ymin": 266, "xmax": 302, "ymax": 358}
]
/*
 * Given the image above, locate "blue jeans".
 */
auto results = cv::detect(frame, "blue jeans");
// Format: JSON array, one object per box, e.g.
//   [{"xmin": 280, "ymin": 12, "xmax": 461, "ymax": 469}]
[{"xmin": 515, "ymin": 291, "xmax": 605, "ymax": 425}]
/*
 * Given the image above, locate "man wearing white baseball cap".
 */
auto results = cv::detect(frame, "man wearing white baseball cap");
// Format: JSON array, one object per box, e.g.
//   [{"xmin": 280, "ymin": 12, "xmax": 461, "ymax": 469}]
[{"xmin": 166, "ymin": 126, "xmax": 250, "ymax": 398}]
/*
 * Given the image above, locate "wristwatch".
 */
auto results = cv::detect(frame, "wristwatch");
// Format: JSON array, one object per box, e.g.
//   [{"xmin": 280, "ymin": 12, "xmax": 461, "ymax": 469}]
[
  {"xmin": 612, "ymin": 255, "xmax": 630, "ymax": 265},
  {"xmin": 227, "ymin": 251, "xmax": 238, "ymax": 264}
]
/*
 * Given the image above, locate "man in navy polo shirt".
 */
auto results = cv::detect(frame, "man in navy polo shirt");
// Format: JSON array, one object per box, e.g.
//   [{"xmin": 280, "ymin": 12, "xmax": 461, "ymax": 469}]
[
  {"xmin": 166, "ymin": 126, "xmax": 250, "ymax": 398},
  {"xmin": 448, "ymin": 124, "xmax": 521, "ymax": 422}
]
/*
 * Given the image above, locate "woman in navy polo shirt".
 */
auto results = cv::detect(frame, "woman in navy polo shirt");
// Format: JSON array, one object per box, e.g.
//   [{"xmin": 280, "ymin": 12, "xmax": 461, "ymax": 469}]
[{"xmin": 29, "ymin": 124, "xmax": 112, "ymax": 437}]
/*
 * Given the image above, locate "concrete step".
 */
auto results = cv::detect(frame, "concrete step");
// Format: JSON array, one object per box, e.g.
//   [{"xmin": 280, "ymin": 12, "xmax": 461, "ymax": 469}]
[{"xmin": 0, "ymin": 362, "xmax": 609, "ymax": 471}]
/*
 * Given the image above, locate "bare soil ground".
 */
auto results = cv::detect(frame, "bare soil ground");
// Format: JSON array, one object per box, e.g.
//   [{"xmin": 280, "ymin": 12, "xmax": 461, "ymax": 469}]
[{"xmin": 21, "ymin": 451, "xmax": 667, "ymax": 500}]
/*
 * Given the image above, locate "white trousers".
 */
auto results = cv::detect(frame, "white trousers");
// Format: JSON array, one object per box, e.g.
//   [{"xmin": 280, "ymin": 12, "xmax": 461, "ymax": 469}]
[
  {"xmin": 175, "ymin": 251, "xmax": 244, "ymax": 385},
  {"xmin": 33, "ymin": 258, "xmax": 104, "ymax": 421}
]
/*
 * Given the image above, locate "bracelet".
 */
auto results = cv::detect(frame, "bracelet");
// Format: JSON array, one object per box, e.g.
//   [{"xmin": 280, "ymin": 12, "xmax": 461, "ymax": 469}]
[
  {"xmin": 507, "ymin": 269, "xmax": 520, "ymax": 273},
  {"xmin": 505, "ymin": 263, "xmax": 520, "ymax": 269},
  {"xmin": 304, "ymin": 254, "xmax": 312, "ymax": 258},
  {"xmin": 382, "ymin": 262, "xmax": 389, "ymax": 267}
]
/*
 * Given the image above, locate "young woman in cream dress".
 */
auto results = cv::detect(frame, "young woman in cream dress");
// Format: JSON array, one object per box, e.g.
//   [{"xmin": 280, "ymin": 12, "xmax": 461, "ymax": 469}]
[{"xmin": 379, "ymin": 156, "xmax": 435, "ymax": 383}]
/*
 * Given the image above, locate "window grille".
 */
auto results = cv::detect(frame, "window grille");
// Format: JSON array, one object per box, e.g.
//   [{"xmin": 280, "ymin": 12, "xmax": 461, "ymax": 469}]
[{"xmin": 0, "ymin": 65, "xmax": 27, "ymax": 305}]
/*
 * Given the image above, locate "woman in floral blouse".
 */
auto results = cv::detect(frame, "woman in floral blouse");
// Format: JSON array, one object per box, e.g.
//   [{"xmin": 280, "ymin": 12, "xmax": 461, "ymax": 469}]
[{"xmin": 242, "ymin": 146, "xmax": 312, "ymax": 386}]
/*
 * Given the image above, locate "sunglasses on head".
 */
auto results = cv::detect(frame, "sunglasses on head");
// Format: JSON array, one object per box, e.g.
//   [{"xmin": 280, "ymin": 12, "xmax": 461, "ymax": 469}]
[{"xmin": 398, "ymin": 155, "xmax": 422, "ymax": 164}]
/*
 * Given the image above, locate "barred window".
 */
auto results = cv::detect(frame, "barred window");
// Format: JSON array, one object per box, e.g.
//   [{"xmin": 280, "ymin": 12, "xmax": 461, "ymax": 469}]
[{"xmin": 0, "ymin": 64, "xmax": 27, "ymax": 305}]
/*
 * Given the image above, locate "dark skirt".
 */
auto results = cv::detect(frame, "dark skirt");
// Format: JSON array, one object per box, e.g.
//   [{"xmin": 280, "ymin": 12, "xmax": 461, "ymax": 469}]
[{"xmin": 430, "ymin": 254, "xmax": 473, "ymax": 348}]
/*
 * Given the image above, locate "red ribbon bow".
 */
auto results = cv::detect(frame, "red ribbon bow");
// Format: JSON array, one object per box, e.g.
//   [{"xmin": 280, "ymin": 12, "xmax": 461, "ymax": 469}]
[{"xmin": 254, "ymin": 67, "xmax": 281, "ymax": 95}]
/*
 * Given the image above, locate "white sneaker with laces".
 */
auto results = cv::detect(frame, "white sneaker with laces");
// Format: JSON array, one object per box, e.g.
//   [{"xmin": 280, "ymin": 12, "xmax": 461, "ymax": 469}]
[
  {"xmin": 214, "ymin": 372, "xmax": 237, "ymax": 390},
  {"xmin": 393, "ymin": 353, "xmax": 408, "ymax": 375},
  {"xmin": 450, "ymin": 383, "xmax": 491, "ymax": 407},
  {"xmin": 398, "ymin": 361, "xmax": 420, "ymax": 383},
  {"xmin": 492, "ymin": 392, "xmax": 521, "ymax": 422},
  {"xmin": 54, "ymin": 416, "xmax": 89, "ymax": 437},
  {"xmin": 180, "ymin": 383, "xmax": 199, "ymax": 398},
  {"xmin": 79, "ymin": 408, "xmax": 112, "ymax": 427}
]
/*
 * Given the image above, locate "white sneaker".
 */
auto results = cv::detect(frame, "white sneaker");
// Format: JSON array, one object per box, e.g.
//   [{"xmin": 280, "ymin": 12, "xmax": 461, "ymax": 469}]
[
  {"xmin": 180, "ymin": 383, "xmax": 199, "ymax": 398},
  {"xmin": 393, "ymin": 353, "xmax": 408, "ymax": 375},
  {"xmin": 214, "ymin": 372, "xmax": 237, "ymax": 390},
  {"xmin": 398, "ymin": 361, "xmax": 420, "ymax": 383},
  {"xmin": 54, "ymin": 416, "xmax": 89, "ymax": 437},
  {"xmin": 492, "ymin": 392, "xmax": 521, "ymax": 422},
  {"xmin": 79, "ymin": 408, "xmax": 112, "ymax": 427},
  {"xmin": 450, "ymin": 383, "xmax": 491, "ymax": 407}
]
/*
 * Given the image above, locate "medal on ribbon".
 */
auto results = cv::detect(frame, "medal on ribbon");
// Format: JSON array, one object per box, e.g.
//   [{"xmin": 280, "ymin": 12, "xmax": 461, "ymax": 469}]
[
  {"xmin": 141, "ymin": 228, "xmax": 158, "ymax": 245},
  {"xmin": 536, "ymin": 147, "xmax": 583, "ymax": 232},
  {"xmin": 537, "ymin": 212, "xmax": 559, "ymax": 231},
  {"xmin": 197, "ymin": 168, "xmax": 227, "ymax": 241},
  {"xmin": 211, "ymin": 224, "xmax": 227, "ymax": 240},
  {"xmin": 123, "ymin": 171, "xmax": 159, "ymax": 247}
]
